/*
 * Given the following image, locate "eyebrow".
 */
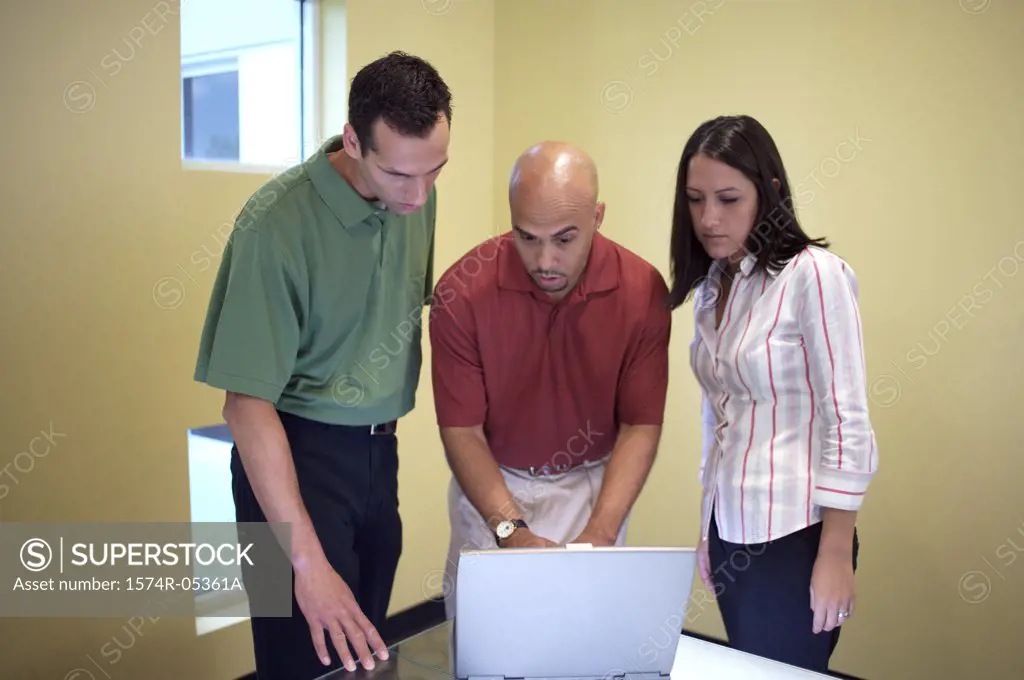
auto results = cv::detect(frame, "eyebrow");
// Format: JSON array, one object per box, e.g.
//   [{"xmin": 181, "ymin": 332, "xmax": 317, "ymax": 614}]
[
  {"xmin": 686, "ymin": 186, "xmax": 741, "ymax": 194},
  {"xmin": 379, "ymin": 158, "xmax": 449, "ymax": 177},
  {"xmin": 512, "ymin": 225, "xmax": 579, "ymax": 238}
]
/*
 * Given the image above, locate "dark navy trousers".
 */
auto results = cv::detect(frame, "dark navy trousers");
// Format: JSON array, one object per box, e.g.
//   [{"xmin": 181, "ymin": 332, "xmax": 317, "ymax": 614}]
[
  {"xmin": 232, "ymin": 410, "xmax": 403, "ymax": 680},
  {"xmin": 706, "ymin": 508, "xmax": 860, "ymax": 673}
]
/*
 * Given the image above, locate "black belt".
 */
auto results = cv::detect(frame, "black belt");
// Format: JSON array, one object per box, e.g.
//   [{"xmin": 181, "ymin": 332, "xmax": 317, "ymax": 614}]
[{"xmin": 368, "ymin": 421, "xmax": 397, "ymax": 435}]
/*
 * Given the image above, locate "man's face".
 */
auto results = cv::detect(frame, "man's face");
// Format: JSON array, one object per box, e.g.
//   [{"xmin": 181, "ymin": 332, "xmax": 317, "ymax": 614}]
[
  {"xmin": 510, "ymin": 192, "xmax": 605, "ymax": 300},
  {"xmin": 348, "ymin": 116, "xmax": 450, "ymax": 214}
]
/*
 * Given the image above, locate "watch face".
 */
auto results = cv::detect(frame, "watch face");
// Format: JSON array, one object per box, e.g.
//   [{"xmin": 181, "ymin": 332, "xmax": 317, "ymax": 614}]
[{"xmin": 496, "ymin": 520, "xmax": 515, "ymax": 539}]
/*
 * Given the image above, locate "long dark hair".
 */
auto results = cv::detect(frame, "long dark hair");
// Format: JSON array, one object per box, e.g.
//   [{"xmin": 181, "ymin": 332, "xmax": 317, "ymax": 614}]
[{"xmin": 665, "ymin": 114, "xmax": 829, "ymax": 310}]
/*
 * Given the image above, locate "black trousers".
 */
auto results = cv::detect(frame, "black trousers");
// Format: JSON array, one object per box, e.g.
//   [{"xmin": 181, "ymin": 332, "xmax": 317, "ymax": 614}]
[
  {"xmin": 231, "ymin": 411, "xmax": 403, "ymax": 680},
  {"xmin": 707, "ymin": 509, "xmax": 860, "ymax": 673}
]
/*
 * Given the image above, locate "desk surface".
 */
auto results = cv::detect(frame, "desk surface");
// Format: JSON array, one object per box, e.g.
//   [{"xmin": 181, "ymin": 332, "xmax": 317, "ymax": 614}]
[{"xmin": 316, "ymin": 620, "xmax": 832, "ymax": 680}]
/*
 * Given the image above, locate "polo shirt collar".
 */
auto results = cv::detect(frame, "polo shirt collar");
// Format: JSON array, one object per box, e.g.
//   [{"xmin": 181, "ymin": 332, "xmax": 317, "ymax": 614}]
[
  {"xmin": 497, "ymin": 230, "xmax": 619, "ymax": 299},
  {"xmin": 577, "ymin": 231, "xmax": 619, "ymax": 296},
  {"xmin": 305, "ymin": 135, "xmax": 377, "ymax": 229}
]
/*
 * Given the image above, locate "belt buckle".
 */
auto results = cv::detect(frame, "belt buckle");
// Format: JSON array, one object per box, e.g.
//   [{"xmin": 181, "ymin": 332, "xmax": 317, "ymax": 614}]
[
  {"xmin": 369, "ymin": 421, "xmax": 394, "ymax": 435},
  {"xmin": 528, "ymin": 463, "xmax": 571, "ymax": 477}
]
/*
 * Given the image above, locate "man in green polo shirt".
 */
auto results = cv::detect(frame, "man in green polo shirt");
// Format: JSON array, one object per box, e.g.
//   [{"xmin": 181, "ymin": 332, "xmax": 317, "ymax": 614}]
[{"xmin": 193, "ymin": 51, "xmax": 452, "ymax": 680}]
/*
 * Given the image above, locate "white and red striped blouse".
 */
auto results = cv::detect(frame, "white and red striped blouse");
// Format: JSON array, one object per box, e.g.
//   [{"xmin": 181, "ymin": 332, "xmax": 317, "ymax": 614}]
[{"xmin": 690, "ymin": 246, "xmax": 878, "ymax": 545}]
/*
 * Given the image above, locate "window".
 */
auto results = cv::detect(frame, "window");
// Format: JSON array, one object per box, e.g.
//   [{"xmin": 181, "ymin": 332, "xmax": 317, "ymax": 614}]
[
  {"xmin": 182, "ymin": 59, "xmax": 240, "ymax": 161},
  {"xmin": 180, "ymin": 0, "xmax": 320, "ymax": 171}
]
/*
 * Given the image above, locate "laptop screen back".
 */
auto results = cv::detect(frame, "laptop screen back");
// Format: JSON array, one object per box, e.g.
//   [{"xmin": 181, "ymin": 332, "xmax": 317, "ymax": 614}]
[{"xmin": 454, "ymin": 546, "xmax": 696, "ymax": 680}]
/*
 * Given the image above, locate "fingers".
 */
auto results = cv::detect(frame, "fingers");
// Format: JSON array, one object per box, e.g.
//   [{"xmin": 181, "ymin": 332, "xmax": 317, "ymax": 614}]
[
  {"xmin": 309, "ymin": 621, "xmax": 331, "ymax": 667},
  {"xmin": 698, "ymin": 544, "xmax": 714, "ymax": 594},
  {"xmin": 363, "ymin": 621, "xmax": 390, "ymax": 661},
  {"xmin": 342, "ymin": 614, "xmax": 377, "ymax": 671},
  {"xmin": 836, "ymin": 599, "xmax": 854, "ymax": 627},
  {"xmin": 529, "ymin": 533, "xmax": 558, "ymax": 547},
  {"xmin": 823, "ymin": 603, "xmax": 840, "ymax": 633},
  {"xmin": 698, "ymin": 562, "xmax": 713, "ymax": 592},
  {"xmin": 815, "ymin": 601, "xmax": 849, "ymax": 633},
  {"xmin": 296, "ymin": 565, "xmax": 389, "ymax": 672},
  {"xmin": 810, "ymin": 587, "xmax": 827, "ymax": 634},
  {"xmin": 534, "ymin": 531, "xmax": 557, "ymax": 547},
  {"xmin": 810, "ymin": 584, "xmax": 855, "ymax": 633},
  {"xmin": 328, "ymin": 619, "xmax": 358, "ymax": 671},
  {"xmin": 812, "ymin": 606, "xmax": 827, "ymax": 634}
]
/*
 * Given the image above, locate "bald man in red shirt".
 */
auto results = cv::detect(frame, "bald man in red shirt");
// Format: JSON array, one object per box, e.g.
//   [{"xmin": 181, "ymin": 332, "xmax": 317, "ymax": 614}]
[{"xmin": 429, "ymin": 141, "xmax": 672, "ymax": 618}]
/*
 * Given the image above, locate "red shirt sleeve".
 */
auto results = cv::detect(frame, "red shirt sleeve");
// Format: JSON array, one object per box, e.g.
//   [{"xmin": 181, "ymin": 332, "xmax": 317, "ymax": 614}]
[
  {"xmin": 616, "ymin": 271, "xmax": 672, "ymax": 425},
  {"xmin": 428, "ymin": 283, "xmax": 488, "ymax": 427}
]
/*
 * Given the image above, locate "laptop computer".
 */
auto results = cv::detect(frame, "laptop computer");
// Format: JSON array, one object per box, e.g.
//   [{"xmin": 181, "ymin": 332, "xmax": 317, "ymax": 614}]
[{"xmin": 453, "ymin": 544, "xmax": 697, "ymax": 680}]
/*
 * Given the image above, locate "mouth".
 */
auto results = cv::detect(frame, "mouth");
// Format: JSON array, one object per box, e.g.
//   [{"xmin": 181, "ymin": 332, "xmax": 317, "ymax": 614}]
[{"xmin": 535, "ymin": 273, "xmax": 565, "ymax": 286}]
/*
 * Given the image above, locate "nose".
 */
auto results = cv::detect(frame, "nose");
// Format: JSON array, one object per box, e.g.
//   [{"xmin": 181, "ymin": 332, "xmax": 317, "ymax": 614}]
[
  {"xmin": 538, "ymin": 243, "xmax": 559, "ymax": 272},
  {"xmin": 409, "ymin": 179, "xmax": 429, "ymax": 206},
  {"xmin": 700, "ymin": 201, "xmax": 720, "ymax": 229}
]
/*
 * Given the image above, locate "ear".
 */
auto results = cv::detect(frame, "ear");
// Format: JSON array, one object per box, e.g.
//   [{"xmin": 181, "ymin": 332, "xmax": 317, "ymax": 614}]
[
  {"xmin": 594, "ymin": 201, "xmax": 606, "ymax": 231},
  {"xmin": 341, "ymin": 123, "xmax": 362, "ymax": 160},
  {"xmin": 771, "ymin": 178, "xmax": 781, "ymax": 192}
]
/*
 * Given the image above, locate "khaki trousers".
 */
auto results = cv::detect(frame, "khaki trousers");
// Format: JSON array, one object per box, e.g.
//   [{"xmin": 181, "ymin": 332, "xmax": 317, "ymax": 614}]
[{"xmin": 441, "ymin": 456, "xmax": 628, "ymax": 620}]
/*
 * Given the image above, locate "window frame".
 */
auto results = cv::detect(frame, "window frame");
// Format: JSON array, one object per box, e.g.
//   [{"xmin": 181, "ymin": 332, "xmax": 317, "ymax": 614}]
[{"xmin": 180, "ymin": 0, "xmax": 322, "ymax": 175}]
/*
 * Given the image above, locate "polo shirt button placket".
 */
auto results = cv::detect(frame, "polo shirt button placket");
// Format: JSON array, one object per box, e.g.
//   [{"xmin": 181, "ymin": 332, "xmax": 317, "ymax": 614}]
[
  {"xmin": 548, "ymin": 304, "xmax": 561, "ymax": 334},
  {"xmin": 374, "ymin": 213, "xmax": 387, "ymax": 267}
]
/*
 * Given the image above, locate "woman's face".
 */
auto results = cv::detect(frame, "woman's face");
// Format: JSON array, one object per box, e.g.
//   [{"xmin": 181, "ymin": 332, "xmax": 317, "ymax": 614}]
[{"xmin": 685, "ymin": 154, "xmax": 759, "ymax": 264}]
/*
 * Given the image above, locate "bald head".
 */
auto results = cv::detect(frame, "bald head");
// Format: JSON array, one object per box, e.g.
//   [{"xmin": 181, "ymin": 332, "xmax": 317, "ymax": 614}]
[
  {"xmin": 506, "ymin": 141, "xmax": 606, "ymax": 301},
  {"xmin": 509, "ymin": 140, "xmax": 599, "ymax": 208}
]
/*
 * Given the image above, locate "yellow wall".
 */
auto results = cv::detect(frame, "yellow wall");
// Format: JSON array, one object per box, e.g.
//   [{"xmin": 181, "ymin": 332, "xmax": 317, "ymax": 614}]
[
  {"xmin": 3, "ymin": 0, "xmax": 1022, "ymax": 679},
  {"xmin": 491, "ymin": 1, "xmax": 1024, "ymax": 679},
  {"xmin": 0, "ymin": 0, "xmax": 491, "ymax": 678}
]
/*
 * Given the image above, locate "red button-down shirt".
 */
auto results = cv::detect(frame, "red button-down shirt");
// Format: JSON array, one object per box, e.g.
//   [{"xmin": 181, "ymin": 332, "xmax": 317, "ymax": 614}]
[{"xmin": 428, "ymin": 231, "xmax": 671, "ymax": 469}]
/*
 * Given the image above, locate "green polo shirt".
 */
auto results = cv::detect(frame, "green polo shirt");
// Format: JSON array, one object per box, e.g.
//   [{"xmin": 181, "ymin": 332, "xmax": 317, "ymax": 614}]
[{"xmin": 193, "ymin": 135, "xmax": 436, "ymax": 426}]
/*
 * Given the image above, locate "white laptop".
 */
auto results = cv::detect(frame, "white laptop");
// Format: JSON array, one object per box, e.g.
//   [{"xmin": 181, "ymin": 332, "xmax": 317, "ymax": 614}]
[{"xmin": 453, "ymin": 544, "xmax": 697, "ymax": 680}]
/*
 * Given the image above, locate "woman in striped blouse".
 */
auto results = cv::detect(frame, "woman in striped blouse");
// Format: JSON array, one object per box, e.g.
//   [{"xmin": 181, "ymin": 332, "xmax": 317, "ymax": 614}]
[{"xmin": 666, "ymin": 115, "xmax": 878, "ymax": 673}]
